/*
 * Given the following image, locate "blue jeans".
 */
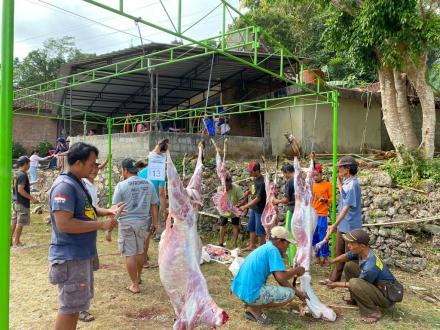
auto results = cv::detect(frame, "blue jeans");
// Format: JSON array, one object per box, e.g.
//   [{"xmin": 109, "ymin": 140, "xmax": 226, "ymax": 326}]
[
  {"xmin": 247, "ymin": 209, "xmax": 265, "ymax": 237},
  {"xmin": 29, "ymin": 166, "xmax": 37, "ymax": 182},
  {"xmin": 312, "ymin": 216, "xmax": 330, "ymax": 257}
]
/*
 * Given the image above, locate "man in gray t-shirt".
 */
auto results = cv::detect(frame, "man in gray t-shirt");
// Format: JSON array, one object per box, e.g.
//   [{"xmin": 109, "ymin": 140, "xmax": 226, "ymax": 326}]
[{"xmin": 112, "ymin": 158, "xmax": 159, "ymax": 294}]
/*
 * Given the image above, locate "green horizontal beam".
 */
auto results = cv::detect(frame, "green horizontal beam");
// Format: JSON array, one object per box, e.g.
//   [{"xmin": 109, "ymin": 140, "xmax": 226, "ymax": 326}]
[
  {"xmin": 14, "ymin": 95, "xmax": 108, "ymax": 121},
  {"xmin": 81, "ymin": 0, "xmax": 322, "ymax": 96},
  {"xmin": 110, "ymin": 92, "xmax": 333, "ymax": 127},
  {"xmin": 13, "ymin": 111, "xmax": 104, "ymax": 125}
]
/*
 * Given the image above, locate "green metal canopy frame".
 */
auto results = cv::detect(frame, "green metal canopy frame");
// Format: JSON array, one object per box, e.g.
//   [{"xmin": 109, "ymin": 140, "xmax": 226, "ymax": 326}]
[{"xmin": 0, "ymin": 1, "xmax": 339, "ymax": 327}]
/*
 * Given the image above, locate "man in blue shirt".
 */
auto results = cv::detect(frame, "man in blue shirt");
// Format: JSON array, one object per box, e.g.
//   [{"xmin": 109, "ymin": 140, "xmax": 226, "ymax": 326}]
[
  {"xmin": 231, "ymin": 226, "xmax": 307, "ymax": 325},
  {"xmin": 328, "ymin": 155, "xmax": 362, "ymax": 281},
  {"xmin": 48, "ymin": 143, "xmax": 121, "ymax": 330},
  {"xmin": 325, "ymin": 229, "xmax": 401, "ymax": 324}
]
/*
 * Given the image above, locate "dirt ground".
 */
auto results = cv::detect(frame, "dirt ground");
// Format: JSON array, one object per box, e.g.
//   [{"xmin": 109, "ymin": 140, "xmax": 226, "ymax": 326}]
[{"xmin": 9, "ymin": 213, "xmax": 440, "ymax": 330}]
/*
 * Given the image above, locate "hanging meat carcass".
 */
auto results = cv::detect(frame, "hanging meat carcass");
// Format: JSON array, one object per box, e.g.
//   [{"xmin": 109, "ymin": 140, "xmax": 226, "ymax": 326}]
[
  {"xmin": 211, "ymin": 139, "xmax": 242, "ymax": 218},
  {"xmin": 260, "ymin": 156, "xmax": 279, "ymax": 236},
  {"xmin": 159, "ymin": 141, "xmax": 229, "ymax": 330},
  {"xmin": 286, "ymin": 134, "xmax": 337, "ymax": 322}
]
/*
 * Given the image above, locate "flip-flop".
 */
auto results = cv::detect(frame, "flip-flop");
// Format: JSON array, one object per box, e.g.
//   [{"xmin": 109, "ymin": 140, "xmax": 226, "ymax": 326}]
[
  {"xmin": 319, "ymin": 279, "xmax": 331, "ymax": 285},
  {"xmin": 244, "ymin": 311, "xmax": 257, "ymax": 322},
  {"xmin": 342, "ymin": 296, "xmax": 356, "ymax": 306},
  {"xmin": 143, "ymin": 262, "xmax": 159, "ymax": 269},
  {"xmin": 79, "ymin": 311, "xmax": 95, "ymax": 322},
  {"xmin": 126, "ymin": 287, "xmax": 140, "ymax": 294},
  {"xmin": 361, "ymin": 313, "xmax": 382, "ymax": 324}
]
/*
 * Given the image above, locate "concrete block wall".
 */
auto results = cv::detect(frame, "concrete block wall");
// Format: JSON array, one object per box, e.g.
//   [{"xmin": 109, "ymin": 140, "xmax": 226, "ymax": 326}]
[{"xmin": 70, "ymin": 131, "xmax": 272, "ymax": 162}]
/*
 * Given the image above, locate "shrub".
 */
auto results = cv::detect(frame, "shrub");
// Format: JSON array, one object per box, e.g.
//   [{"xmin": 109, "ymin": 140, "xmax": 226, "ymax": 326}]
[
  {"xmin": 383, "ymin": 148, "xmax": 440, "ymax": 186},
  {"xmin": 37, "ymin": 141, "xmax": 53, "ymax": 156},
  {"xmin": 12, "ymin": 142, "xmax": 26, "ymax": 159}
]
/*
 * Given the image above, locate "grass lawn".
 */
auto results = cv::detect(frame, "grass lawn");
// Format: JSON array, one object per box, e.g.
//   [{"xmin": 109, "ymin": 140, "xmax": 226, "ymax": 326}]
[{"xmin": 9, "ymin": 213, "xmax": 440, "ymax": 330}]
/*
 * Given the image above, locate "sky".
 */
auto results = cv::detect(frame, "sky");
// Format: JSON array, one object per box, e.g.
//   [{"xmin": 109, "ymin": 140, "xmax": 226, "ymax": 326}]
[{"xmin": 0, "ymin": 0, "xmax": 242, "ymax": 59}]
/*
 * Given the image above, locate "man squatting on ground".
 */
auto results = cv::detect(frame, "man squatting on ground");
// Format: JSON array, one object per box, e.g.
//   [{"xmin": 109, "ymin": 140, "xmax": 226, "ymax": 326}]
[
  {"xmin": 231, "ymin": 226, "xmax": 308, "ymax": 326},
  {"xmin": 324, "ymin": 229, "xmax": 403, "ymax": 324},
  {"xmin": 10, "ymin": 156, "xmax": 41, "ymax": 247},
  {"xmin": 48, "ymin": 142, "xmax": 123, "ymax": 330},
  {"xmin": 112, "ymin": 158, "xmax": 159, "ymax": 294}
]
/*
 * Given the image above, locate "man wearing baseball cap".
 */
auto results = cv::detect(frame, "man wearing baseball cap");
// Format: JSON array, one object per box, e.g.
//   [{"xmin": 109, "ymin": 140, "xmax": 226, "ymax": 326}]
[
  {"xmin": 112, "ymin": 158, "xmax": 159, "ymax": 294},
  {"xmin": 238, "ymin": 161, "xmax": 267, "ymax": 251},
  {"xmin": 231, "ymin": 226, "xmax": 307, "ymax": 325},
  {"xmin": 325, "ymin": 229, "xmax": 402, "ymax": 324},
  {"xmin": 327, "ymin": 155, "xmax": 362, "ymax": 282},
  {"xmin": 10, "ymin": 156, "xmax": 39, "ymax": 247}
]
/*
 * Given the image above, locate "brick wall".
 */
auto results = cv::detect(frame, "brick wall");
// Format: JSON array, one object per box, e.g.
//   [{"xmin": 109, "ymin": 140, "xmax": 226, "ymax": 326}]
[{"xmin": 13, "ymin": 113, "xmax": 58, "ymax": 152}]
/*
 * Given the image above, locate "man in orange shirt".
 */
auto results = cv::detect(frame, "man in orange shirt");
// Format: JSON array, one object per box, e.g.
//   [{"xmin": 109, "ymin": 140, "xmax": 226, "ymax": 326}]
[{"xmin": 312, "ymin": 163, "xmax": 332, "ymax": 266}]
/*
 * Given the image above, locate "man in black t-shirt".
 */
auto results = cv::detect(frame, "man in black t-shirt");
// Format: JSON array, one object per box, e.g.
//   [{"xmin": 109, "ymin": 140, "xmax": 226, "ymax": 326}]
[
  {"xmin": 10, "ymin": 156, "xmax": 39, "ymax": 246},
  {"xmin": 239, "ymin": 161, "xmax": 267, "ymax": 251}
]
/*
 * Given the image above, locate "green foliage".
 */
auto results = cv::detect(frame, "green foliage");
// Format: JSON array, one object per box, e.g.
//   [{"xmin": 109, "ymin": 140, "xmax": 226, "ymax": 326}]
[
  {"xmin": 237, "ymin": 0, "xmax": 377, "ymax": 85},
  {"xmin": 12, "ymin": 142, "xmax": 26, "ymax": 159},
  {"xmin": 15, "ymin": 36, "xmax": 96, "ymax": 88},
  {"xmin": 324, "ymin": 0, "xmax": 440, "ymax": 71},
  {"xmin": 383, "ymin": 148, "xmax": 440, "ymax": 185},
  {"xmin": 36, "ymin": 141, "xmax": 53, "ymax": 157}
]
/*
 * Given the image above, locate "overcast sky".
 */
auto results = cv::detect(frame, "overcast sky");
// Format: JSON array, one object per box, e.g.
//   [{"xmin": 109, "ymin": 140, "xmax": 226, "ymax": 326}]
[{"xmin": 0, "ymin": 0, "xmax": 242, "ymax": 59}]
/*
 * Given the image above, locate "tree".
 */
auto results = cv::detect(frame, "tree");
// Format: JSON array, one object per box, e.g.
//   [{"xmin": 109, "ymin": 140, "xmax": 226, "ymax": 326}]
[
  {"xmin": 238, "ymin": 0, "xmax": 377, "ymax": 85},
  {"xmin": 15, "ymin": 36, "xmax": 96, "ymax": 88},
  {"xmin": 324, "ymin": 0, "xmax": 440, "ymax": 159}
]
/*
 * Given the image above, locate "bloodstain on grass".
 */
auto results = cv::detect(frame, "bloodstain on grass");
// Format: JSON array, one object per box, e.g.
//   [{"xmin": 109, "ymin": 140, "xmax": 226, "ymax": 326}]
[{"xmin": 125, "ymin": 307, "xmax": 172, "ymax": 322}]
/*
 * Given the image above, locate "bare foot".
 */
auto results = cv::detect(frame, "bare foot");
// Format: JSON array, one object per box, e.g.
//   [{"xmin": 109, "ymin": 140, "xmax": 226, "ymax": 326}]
[
  {"xmin": 127, "ymin": 285, "xmax": 140, "ymax": 294},
  {"xmin": 241, "ymin": 246, "xmax": 255, "ymax": 252}
]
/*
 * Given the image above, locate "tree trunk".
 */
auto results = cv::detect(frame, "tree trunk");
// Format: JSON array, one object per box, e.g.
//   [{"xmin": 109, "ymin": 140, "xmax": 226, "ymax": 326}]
[
  {"xmin": 406, "ymin": 52, "xmax": 436, "ymax": 159},
  {"xmin": 378, "ymin": 66, "xmax": 418, "ymax": 152},
  {"xmin": 393, "ymin": 69, "xmax": 419, "ymax": 147}
]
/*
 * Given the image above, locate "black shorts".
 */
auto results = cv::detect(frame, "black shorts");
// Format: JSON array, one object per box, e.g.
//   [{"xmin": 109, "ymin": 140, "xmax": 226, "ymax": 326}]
[{"xmin": 219, "ymin": 216, "xmax": 240, "ymax": 226}]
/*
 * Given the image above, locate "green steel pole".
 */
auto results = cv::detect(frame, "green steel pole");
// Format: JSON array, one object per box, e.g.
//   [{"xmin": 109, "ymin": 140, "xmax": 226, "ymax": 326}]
[
  {"xmin": 177, "ymin": 0, "xmax": 181, "ymax": 34},
  {"xmin": 107, "ymin": 119, "xmax": 113, "ymax": 207},
  {"xmin": 0, "ymin": 0, "xmax": 14, "ymax": 328},
  {"xmin": 331, "ymin": 91, "xmax": 339, "ymax": 259},
  {"xmin": 221, "ymin": 2, "xmax": 226, "ymax": 49}
]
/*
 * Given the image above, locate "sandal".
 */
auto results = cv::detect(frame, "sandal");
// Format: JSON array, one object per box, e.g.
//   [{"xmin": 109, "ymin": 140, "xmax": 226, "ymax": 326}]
[
  {"xmin": 361, "ymin": 312, "xmax": 382, "ymax": 324},
  {"xmin": 244, "ymin": 311, "xmax": 257, "ymax": 322},
  {"xmin": 79, "ymin": 311, "xmax": 95, "ymax": 322},
  {"xmin": 319, "ymin": 279, "xmax": 331, "ymax": 285},
  {"xmin": 256, "ymin": 313, "xmax": 274, "ymax": 325},
  {"xmin": 342, "ymin": 296, "xmax": 356, "ymax": 306},
  {"xmin": 126, "ymin": 286, "xmax": 140, "ymax": 294}
]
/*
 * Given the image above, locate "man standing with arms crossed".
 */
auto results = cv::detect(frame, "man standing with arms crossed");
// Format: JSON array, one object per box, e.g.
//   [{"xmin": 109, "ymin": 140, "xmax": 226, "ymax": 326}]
[
  {"xmin": 112, "ymin": 158, "xmax": 159, "ymax": 294},
  {"xmin": 48, "ymin": 142, "xmax": 121, "ymax": 330}
]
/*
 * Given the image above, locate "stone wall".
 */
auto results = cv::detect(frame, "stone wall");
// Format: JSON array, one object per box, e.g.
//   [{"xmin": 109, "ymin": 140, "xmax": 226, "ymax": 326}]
[{"xmin": 34, "ymin": 159, "xmax": 439, "ymax": 273}]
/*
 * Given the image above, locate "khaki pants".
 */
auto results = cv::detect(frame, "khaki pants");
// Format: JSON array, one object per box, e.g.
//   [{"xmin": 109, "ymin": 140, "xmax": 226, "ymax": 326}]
[
  {"xmin": 329, "ymin": 231, "xmax": 348, "ymax": 281},
  {"xmin": 344, "ymin": 261, "xmax": 393, "ymax": 316}
]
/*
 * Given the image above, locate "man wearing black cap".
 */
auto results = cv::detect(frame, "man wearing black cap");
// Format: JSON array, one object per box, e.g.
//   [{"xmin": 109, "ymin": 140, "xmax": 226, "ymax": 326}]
[
  {"xmin": 325, "ymin": 229, "xmax": 402, "ymax": 324},
  {"xmin": 112, "ymin": 158, "xmax": 159, "ymax": 294},
  {"xmin": 10, "ymin": 156, "xmax": 39, "ymax": 247}
]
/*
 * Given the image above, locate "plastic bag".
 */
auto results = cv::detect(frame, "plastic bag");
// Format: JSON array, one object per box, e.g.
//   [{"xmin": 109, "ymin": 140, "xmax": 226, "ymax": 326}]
[{"xmin": 228, "ymin": 257, "xmax": 245, "ymax": 277}]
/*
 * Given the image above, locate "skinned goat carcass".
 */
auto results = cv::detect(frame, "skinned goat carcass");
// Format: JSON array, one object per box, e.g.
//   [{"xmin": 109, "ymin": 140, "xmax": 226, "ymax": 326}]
[
  {"xmin": 260, "ymin": 159, "xmax": 279, "ymax": 236},
  {"xmin": 211, "ymin": 139, "xmax": 242, "ymax": 218},
  {"xmin": 159, "ymin": 143, "xmax": 229, "ymax": 329},
  {"xmin": 291, "ymin": 156, "xmax": 337, "ymax": 322}
]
